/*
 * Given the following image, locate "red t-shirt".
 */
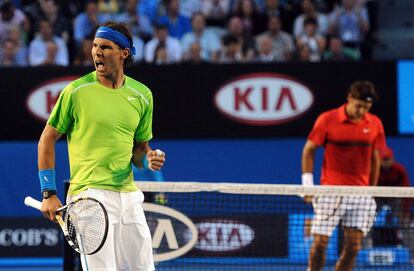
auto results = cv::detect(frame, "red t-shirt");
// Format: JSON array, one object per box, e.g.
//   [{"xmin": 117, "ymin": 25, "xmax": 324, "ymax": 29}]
[
  {"xmin": 308, "ymin": 104, "xmax": 386, "ymax": 186},
  {"xmin": 378, "ymin": 163, "xmax": 410, "ymax": 187}
]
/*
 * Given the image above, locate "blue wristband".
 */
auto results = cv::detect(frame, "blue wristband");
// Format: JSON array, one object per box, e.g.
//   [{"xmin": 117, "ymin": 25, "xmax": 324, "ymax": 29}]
[
  {"xmin": 142, "ymin": 155, "xmax": 149, "ymax": 170},
  {"xmin": 39, "ymin": 169, "xmax": 57, "ymax": 192}
]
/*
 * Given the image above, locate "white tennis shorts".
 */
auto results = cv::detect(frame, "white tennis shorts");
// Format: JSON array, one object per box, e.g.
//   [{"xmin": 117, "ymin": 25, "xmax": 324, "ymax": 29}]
[
  {"xmin": 311, "ymin": 195, "xmax": 376, "ymax": 237},
  {"xmin": 67, "ymin": 188, "xmax": 155, "ymax": 271}
]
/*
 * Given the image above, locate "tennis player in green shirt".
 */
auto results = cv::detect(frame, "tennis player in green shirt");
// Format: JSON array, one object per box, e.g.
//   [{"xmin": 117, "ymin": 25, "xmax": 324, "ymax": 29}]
[{"xmin": 37, "ymin": 21, "xmax": 165, "ymax": 270}]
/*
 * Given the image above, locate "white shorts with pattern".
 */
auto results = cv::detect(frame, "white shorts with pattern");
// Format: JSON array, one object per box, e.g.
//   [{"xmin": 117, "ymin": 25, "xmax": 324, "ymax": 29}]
[{"xmin": 311, "ymin": 195, "xmax": 377, "ymax": 237}]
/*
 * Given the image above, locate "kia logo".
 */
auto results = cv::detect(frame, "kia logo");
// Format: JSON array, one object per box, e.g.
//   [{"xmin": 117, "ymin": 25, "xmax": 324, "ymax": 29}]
[
  {"xmin": 26, "ymin": 76, "xmax": 78, "ymax": 122},
  {"xmin": 143, "ymin": 203, "xmax": 198, "ymax": 262},
  {"xmin": 214, "ymin": 73, "xmax": 314, "ymax": 125},
  {"xmin": 195, "ymin": 220, "xmax": 254, "ymax": 252}
]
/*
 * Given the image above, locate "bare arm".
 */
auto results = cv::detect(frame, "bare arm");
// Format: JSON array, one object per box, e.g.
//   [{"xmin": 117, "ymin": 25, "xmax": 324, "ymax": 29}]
[
  {"xmin": 302, "ymin": 140, "xmax": 318, "ymax": 174},
  {"xmin": 38, "ymin": 124, "xmax": 63, "ymax": 221},
  {"xmin": 301, "ymin": 140, "xmax": 318, "ymax": 202},
  {"xmin": 132, "ymin": 141, "xmax": 166, "ymax": 171},
  {"xmin": 132, "ymin": 141, "xmax": 151, "ymax": 168},
  {"xmin": 369, "ymin": 149, "xmax": 380, "ymax": 186},
  {"xmin": 38, "ymin": 124, "xmax": 62, "ymax": 170}
]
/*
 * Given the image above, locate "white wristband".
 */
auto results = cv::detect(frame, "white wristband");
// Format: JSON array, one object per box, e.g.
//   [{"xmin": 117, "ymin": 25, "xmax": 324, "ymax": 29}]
[{"xmin": 302, "ymin": 173, "xmax": 314, "ymax": 186}]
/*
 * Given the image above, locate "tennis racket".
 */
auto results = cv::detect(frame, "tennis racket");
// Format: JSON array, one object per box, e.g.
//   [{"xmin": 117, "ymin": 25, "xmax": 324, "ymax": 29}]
[{"xmin": 24, "ymin": 196, "xmax": 109, "ymax": 255}]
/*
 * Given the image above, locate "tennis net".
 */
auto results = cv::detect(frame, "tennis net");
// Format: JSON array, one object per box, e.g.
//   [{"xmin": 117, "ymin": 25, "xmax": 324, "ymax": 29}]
[{"xmin": 139, "ymin": 182, "xmax": 414, "ymax": 271}]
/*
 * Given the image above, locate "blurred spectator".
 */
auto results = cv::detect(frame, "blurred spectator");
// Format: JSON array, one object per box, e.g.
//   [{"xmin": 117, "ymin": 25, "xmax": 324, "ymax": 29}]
[
  {"xmin": 255, "ymin": 15, "xmax": 294, "ymax": 62},
  {"xmin": 97, "ymin": 0, "xmax": 119, "ymax": 20},
  {"xmin": 73, "ymin": 0, "xmax": 105, "ymax": 47},
  {"xmin": 200, "ymin": 0, "xmax": 230, "ymax": 27},
  {"xmin": 42, "ymin": 39, "xmax": 59, "ymax": 65},
  {"xmin": 377, "ymin": 147, "xmax": 411, "ymax": 219},
  {"xmin": 322, "ymin": 35, "xmax": 360, "ymax": 61},
  {"xmin": 29, "ymin": 18, "xmax": 68, "ymax": 66},
  {"xmin": 328, "ymin": 0, "xmax": 369, "ymax": 48},
  {"xmin": 261, "ymin": 0, "xmax": 293, "ymax": 33},
  {"xmin": 378, "ymin": 147, "xmax": 410, "ymax": 192},
  {"xmin": 179, "ymin": 0, "xmax": 201, "ymax": 18},
  {"xmin": 230, "ymin": 0, "xmax": 265, "ymax": 14},
  {"xmin": 181, "ymin": 12, "xmax": 221, "ymax": 62},
  {"xmin": 0, "ymin": 0, "xmax": 30, "ymax": 44},
  {"xmin": 296, "ymin": 43, "xmax": 311, "ymax": 61},
  {"xmin": 38, "ymin": 0, "xmax": 71, "ymax": 43},
  {"xmin": 255, "ymin": 35, "xmax": 276, "ymax": 62},
  {"xmin": 293, "ymin": 0, "xmax": 328, "ymax": 37},
  {"xmin": 55, "ymin": 0, "xmax": 86, "ymax": 19},
  {"xmin": 219, "ymin": 34, "xmax": 242, "ymax": 63},
  {"xmin": 235, "ymin": 0, "xmax": 263, "ymax": 35},
  {"xmin": 158, "ymin": 0, "xmax": 191, "ymax": 39},
  {"xmin": 0, "ymin": 38, "xmax": 26, "ymax": 66},
  {"xmin": 117, "ymin": 0, "xmax": 153, "ymax": 42},
  {"xmin": 137, "ymin": 0, "xmax": 161, "ymax": 23},
  {"xmin": 296, "ymin": 17, "xmax": 325, "ymax": 62},
  {"xmin": 253, "ymin": 0, "xmax": 266, "ymax": 13},
  {"xmin": 184, "ymin": 42, "xmax": 207, "ymax": 64},
  {"xmin": 6, "ymin": 26, "xmax": 27, "ymax": 62},
  {"xmin": 131, "ymin": 34, "xmax": 145, "ymax": 63},
  {"xmin": 226, "ymin": 16, "xmax": 255, "ymax": 61},
  {"xmin": 375, "ymin": 147, "xmax": 411, "ymax": 246},
  {"xmin": 153, "ymin": 43, "xmax": 168, "ymax": 64},
  {"xmin": 144, "ymin": 23, "xmax": 182, "ymax": 63},
  {"xmin": 72, "ymin": 37, "xmax": 93, "ymax": 66}
]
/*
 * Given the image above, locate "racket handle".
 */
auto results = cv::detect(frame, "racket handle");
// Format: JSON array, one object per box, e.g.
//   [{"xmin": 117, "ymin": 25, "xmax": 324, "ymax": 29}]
[{"xmin": 24, "ymin": 196, "xmax": 42, "ymax": 210}]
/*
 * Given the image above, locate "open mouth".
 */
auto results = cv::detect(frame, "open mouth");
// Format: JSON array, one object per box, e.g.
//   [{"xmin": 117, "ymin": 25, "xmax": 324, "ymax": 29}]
[{"xmin": 95, "ymin": 60, "xmax": 104, "ymax": 70}]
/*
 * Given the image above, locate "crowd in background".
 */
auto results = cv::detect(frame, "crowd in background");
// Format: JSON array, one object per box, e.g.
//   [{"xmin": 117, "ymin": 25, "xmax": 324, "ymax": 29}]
[{"xmin": 0, "ymin": 0, "xmax": 377, "ymax": 66}]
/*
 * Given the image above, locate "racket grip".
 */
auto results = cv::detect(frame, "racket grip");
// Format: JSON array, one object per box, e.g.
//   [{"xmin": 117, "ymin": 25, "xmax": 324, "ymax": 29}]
[{"xmin": 24, "ymin": 196, "xmax": 42, "ymax": 210}]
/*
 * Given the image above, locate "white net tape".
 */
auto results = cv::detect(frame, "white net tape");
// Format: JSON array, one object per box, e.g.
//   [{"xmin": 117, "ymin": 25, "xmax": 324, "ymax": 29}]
[{"xmin": 136, "ymin": 181, "xmax": 414, "ymax": 198}]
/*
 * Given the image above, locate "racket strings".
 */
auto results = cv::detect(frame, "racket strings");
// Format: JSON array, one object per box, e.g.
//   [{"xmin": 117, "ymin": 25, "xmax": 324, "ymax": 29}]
[{"xmin": 64, "ymin": 199, "xmax": 107, "ymax": 254}]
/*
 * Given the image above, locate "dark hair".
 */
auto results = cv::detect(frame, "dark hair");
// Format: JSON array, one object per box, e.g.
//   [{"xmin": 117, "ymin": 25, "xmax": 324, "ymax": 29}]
[
  {"xmin": 154, "ymin": 21, "xmax": 168, "ymax": 30},
  {"xmin": 153, "ymin": 42, "xmax": 166, "ymax": 64},
  {"xmin": 222, "ymin": 35, "xmax": 238, "ymax": 46},
  {"xmin": 348, "ymin": 81, "xmax": 378, "ymax": 103},
  {"xmin": 304, "ymin": 17, "xmax": 318, "ymax": 27},
  {"xmin": 0, "ymin": 1, "xmax": 12, "ymax": 12},
  {"xmin": 95, "ymin": 21, "xmax": 134, "ymax": 67},
  {"xmin": 191, "ymin": 12, "xmax": 205, "ymax": 22}
]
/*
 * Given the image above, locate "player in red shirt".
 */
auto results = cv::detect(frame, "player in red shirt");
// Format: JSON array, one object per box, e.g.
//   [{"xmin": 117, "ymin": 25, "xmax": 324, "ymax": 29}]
[{"xmin": 301, "ymin": 81, "xmax": 386, "ymax": 271}]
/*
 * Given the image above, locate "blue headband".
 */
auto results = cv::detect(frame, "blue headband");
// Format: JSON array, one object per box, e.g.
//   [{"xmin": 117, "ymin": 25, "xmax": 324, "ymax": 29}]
[{"xmin": 95, "ymin": 26, "xmax": 136, "ymax": 56}]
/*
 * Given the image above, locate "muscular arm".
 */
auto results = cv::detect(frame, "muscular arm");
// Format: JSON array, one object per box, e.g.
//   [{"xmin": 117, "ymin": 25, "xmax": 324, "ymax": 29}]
[
  {"xmin": 132, "ymin": 141, "xmax": 165, "ymax": 171},
  {"xmin": 38, "ymin": 124, "xmax": 63, "ymax": 221},
  {"xmin": 38, "ymin": 124, "xmax": 62, "ymax": 169},
  {"xmin": 132, "ymin": 141, "xmax": 151, "ymax": 168},
  {"xmin": 302, "ymin": 140, "xmax": 318, "ymax": 174},
  {"xmin": 369, "ymin": 149, "xmax": 380, "ymax": 186}
]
